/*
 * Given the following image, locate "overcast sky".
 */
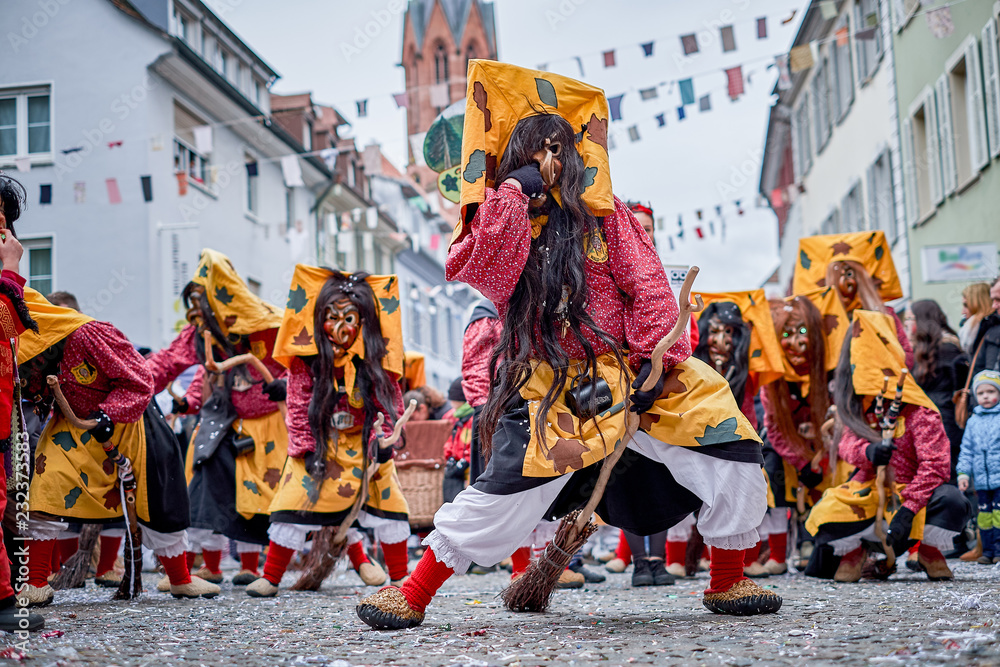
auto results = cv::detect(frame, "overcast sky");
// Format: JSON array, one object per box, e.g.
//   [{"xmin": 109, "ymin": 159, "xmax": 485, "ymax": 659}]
[{"xmin": 209, "ymin": 0, "xmax": 805, "ymax": 291}]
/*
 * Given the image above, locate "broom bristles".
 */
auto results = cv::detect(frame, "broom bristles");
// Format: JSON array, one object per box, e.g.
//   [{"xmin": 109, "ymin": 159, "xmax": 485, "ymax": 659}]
[
  {"xmin": 290, "ymin": 526, "xmax": 349, "ymax": 591},
  {"xmin": 685, "ymin": 523, "xmax": 705, "ymax": 577},
  {"xmin": 501, "ymin": 510, "xmax": 597, "ymax": 613},
  {"xmin": 50, "ymin": 524, "xmax": 101, "ymax": 590}
]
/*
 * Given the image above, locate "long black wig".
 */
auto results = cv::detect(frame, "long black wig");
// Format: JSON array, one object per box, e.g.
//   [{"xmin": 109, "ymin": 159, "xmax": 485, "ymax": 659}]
[
  {"xmin": 478, "ymin": 113, "xmax": 628, "ymax": 457},
  {"xmin": 308, "ymin": 271, "xmax": 399, "ymax": 460},
  {"xmin": 693, "ymin": 301, "xmax": 751, "ymax": 407}
]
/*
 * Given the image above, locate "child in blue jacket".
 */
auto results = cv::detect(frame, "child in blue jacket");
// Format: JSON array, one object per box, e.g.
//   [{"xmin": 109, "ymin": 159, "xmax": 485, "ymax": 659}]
[{"xmin": 958, "ymin": 370, "xmax": 1000, "ymax": 564}]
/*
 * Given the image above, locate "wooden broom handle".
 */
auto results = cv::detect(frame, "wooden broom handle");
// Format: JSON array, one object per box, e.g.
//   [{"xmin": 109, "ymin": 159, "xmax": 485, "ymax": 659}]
[
  {"xmin": 202, "ymin": 330, "xmax": 287, "ymax": 417},
  {"xmin": 574, "ymin": 267, "xmax": 704, "ymax": 530},
  {"xmin": 47, "ymin": 376, "xmax": 98, "ymax": 430}
]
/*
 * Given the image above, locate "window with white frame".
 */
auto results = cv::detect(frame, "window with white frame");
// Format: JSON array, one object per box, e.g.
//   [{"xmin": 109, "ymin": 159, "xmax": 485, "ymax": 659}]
[
  {"xmin": 0, "ymin": 86, "xmax": 52, "ymax": 162},
  {"xmin": 866, "ymin": 150, "xmax": 895, "ymax": 239},
  {"xmin": 820, "ymin": 208, "xmax": 841, "ymax": 234},
  {"xmin": 22, "ymin": 238, "xmax": 53, "ymax": 294},
  {"xmin": 841, "ymin": 182, "xmax": 864, "ymax": 232},
  {"xmin": 253, "ymin": 79, "xmax": 263, "ymax": 107},
  {"xmin": 941, "ymin": 37, "xmax": 990, "ymax": 190},
  {"xmin": 855, "ymin": 0, "xmax": 883, "ymax": 81},
  {"xmin": 793, "ymin": 93, "xmax": 813, "ymax": 179},
  {"xmin": 173, "ymin": 102, "xmax": 211, "ymax": 186},
  {"xmin": 982, "ymin": 17, "xmax": 1000, "ymax": 160},
  {"xmin": 812, "ymin": 57, "xmax": 832, "ymax": 151},
  {"xmin": 832, "ymin": 16, "xmax": 855, "ymax": 121},
  {"xmin": 902, "ymin": 93, "xmax": 943, "ymax": 224},
  {"xmin": 172, "ymin": 8, "xmax": 190, "ymax": 41},
  {"xmin": 245, "ymin": 153, "xmax": 258, "ymax": 215},
  {"xmin": 219, "ymin": 49, "xmax": 231, "ymax": 80}
]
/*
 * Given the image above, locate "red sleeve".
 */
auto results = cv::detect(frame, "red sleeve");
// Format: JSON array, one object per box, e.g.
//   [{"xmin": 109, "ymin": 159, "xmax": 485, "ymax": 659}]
[
  {"xmin": 72, "ymin": 322, "xmax": 154, "ymax": 423},
  {"xmin": 837, "ymin": 425, "xmax": 872, "ymax": 472},
  {"xmin": 285, "ymin": 357, "xmax": 316, "ymax": 458},
  {"xmin": 145, "ymin": 325, "xmax": 200, "ymax": 394},
  {"xmin": 183, "ymin": 365, "xmax": 205, "ymax": 414},
  {"xmin": 888, "ymin": 307, "xmax": 914, "ymax": 370},
  {"xmin": 761, "ymin": 387, "xmax": 810, "ymax": 470},
  {"xmin": 899, "ymin": 406, "xmax": 951, "ymax": 513},
  {"xmin": 603, "ymin": 198, "xmax": 690, "ymax": 368},
  {"xmin": 460, "ymin": 317, "xmax": 501, "ymax": 407},
  {"xmin": 445, "ymin": 183, "xmax": 532, "ymax": 306}
]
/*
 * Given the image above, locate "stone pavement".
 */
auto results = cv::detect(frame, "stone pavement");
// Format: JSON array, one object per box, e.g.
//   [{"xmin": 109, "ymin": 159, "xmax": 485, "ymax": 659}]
[{"xmin": 6, "ymin": 559, "xmax": 1000, "ymax": 665}]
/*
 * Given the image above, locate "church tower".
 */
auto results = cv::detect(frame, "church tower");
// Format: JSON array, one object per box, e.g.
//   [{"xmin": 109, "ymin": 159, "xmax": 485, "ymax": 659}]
[{"xmin": 401, "ymin": 0, "xmax": 497, "ymax": 190}]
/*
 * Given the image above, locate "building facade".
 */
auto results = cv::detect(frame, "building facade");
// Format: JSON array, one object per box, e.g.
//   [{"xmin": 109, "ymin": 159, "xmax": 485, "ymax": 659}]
[
  {"xmin": 400, "ymin": 0, "xmax": 497, "ymax": 194},
  {"xmin": 1, "ymin": 0, "xmax": 335, "ymax": 349},
  {"xmin": 760, "ymin": 0, "xmax": 910, "ymax": 299},
  {"xmin": 891, "ymin": 0, "xmax": 1000, "ymax": 325}
]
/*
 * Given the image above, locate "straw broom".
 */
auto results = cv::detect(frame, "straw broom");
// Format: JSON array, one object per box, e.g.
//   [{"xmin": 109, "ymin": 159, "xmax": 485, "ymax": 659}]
[
  {"xmin": 50, "ymin": 523, "xmax": 100, "ymax": 590},
  {"xmin": 291, "ymin": 399, "xmax": 418, "ymax": 591},
  {"xmin": 502, "ymin": 268, "xmax": 704, "ymax": 613},
  {"xmin": 873, "ymin": 370, "xmax": 907, "ymax": 572},
  {"xmin": 46, "ymin": 376, "xmax": 144, "ymax": 600}
]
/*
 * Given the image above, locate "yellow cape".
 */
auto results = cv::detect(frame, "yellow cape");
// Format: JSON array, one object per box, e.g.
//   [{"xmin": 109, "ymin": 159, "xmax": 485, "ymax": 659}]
[
  {"xmin": 403, "ymin": 350, "xmax": 426, "ymax": 389},
  {"xmin": 693, "ymin": 289, "xmax": 784, "ymax": 386},
  {"xmin": 849, "ymin": 310, "xmax": 937, "ymax": 411},
  {"xmin": 273, "ymin": 265, "xmax": 403, "ymax": 383},
  {"xmin": 455, "ymin": 60, "xmax": 613, "ymax": 245},
  {"xmin": 17, "ymin": 288, "xmax": 95, "ymax": 364},
  {"xmin": 793, "ymin": 231, "xmax": 902, "ymax": 301},
  {"xmin": 190, "ymin": 249, "xmax": 283, "ymax": 336}
]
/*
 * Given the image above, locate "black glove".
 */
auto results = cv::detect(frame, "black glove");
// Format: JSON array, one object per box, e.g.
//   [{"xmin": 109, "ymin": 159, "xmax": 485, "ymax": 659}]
[
  {"xmin": 171, "ymin": 396, "xmax": 189, "ymax": 415},
  {"xmin": 505, "ymin": 164, "xmax": 545, "ymax": 198},
  {"xmin": 629, "ymin": 361, "xmax": 665, "ymax": 415},
  {"xmin": 262, "ymin": 378, "xmax": 287, "ymax": 402},
  {"xmin": 887, "ymin": 506, "xmax": 915, "ymax": 555},
  {"xmin": 304, "ymin": 447, "xmax": 326, "ymax": 479},
  {"xmin": 87, "ymin": 410, "xmax": 114, "ymax": 444},
  {"xmin": 865, "ymin": 441, "xmax": 895, "ymax": 467},
  {"xmin": 376, "ymin": 442, "xmax": 395, "ymax": 464},
  {"xmin": 798, "ymin": 463, "xmax": 824, "ymax": 489}
]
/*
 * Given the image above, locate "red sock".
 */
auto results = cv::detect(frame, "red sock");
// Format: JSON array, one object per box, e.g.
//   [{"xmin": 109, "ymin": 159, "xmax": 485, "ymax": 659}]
[
  {"xmin": 96, "ymin": 535, "xmax": 123, "ymax": 577},
  {"xmin": 262, "ymin": 543, "xmax": 295, "ymax": 585},
  {"xmin": 666, "ymin": 541, "xmax": 686, "ymax": 565},
  {"xmin": 160, "ymin": 553, "xmax": 192, "ymax": 586},
  {"xmin": 381, "ymin": 541, "xmax": 409, "ymax": 581},
  {"xmin": 185, "ymin": 551, "xmax": 196, "ymax": 571},
  {"xmin": 58, "ymin": 537, "xmax": 78, "ymax": 562},
  {"xmin": 743, "ymin": 542, "xmax": 761, "ymax": 566},
  {"xmin": 768, "ymin": 532, "xmax": 788, "ymax": 564},
  {"xmin": 909, "ymin": 542, "xmax": 920, "ymax": 554},
  {"xmin": 510, "ymin": 547, "xmax": 531, "ymax": 577},
  {"xmin": 615, "ymin": 531, "xmax": 632, "ymax": 563},
  {"xmin": 240, "ymin": 551, "xmax": 260, "ymax": 574},
  {"xmin": 28, "ymin": 540, "xmax": 56, "ymax": 588},
  {"xmin": 918, "ymin": 543, "xmax": 944, "ymax": 560},
  {"xmin": 49, "ymin": 543, "xmax": 63, "ymax": 576},
  {"xmin": 201, "ymin": 549, "xmax": 223, "ymax": 574},
  {"xmin": 707, "ymin": 547, "xmax": 746, "ymax": 594},
  {"xmin": 399, "ymin": 547, "xmax": 453, "ymax": 614},
  {"xmin": 347, "ymin": 541, "xmax": 371, "ymax": 570}
]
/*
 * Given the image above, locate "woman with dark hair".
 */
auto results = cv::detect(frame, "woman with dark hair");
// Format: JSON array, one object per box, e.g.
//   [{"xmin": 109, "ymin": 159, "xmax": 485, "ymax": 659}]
[
  {"xmin": 804, "ymin": 310, "xmax": 970, "ymax": 582},
  {"xmin": 245, "ymin": 268, "xmax": 411, "ymax": 597},
  {"xmin": 910, "ymin": 299, "xmax": 969, "ymax": 480},
  {"xmin": 356, "ymin": 62, "xmax": 777, "ymax": 630},
  {"xmin": 145, "ymin": 249, "xmax": 289, "ymax": 587}
]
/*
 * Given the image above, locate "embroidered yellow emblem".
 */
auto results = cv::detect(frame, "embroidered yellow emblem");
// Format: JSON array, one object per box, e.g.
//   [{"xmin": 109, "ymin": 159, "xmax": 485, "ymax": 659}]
[
  {"xmin": 251, "ymin": 340, "xmax": 267, "ymax": 360},
  {"xmin": 585, "ymin": 227, "xmax": 608, "ymax": 263},
  {"xmin": 70, "ymin": 361, "xmax": 98, "ymax": 385},
  {"xmin": 349, "ymin": 387, "xmax": 364, "ymax": 409}
]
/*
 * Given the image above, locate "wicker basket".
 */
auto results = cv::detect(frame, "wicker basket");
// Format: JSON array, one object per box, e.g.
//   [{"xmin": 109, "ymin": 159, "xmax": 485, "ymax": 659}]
[{"xmin": 398, "ymin": 465, "xmax": 445, "ymax": 529}]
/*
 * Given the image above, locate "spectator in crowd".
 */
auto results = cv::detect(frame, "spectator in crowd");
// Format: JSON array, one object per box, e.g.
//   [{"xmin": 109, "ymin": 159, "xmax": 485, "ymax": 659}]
[
  {"xmin": 959, "ymin": 283, "xmax": 993, "ymax": 353},
  {"xmin": 47, "ymin": 291, "xmax": 80, "ymax": 311},
  {"xmin": 910, "ymin": 299, "xmax": 969, "ymax": 481},
  {"xmin": 419, "ymin": 385, "xmax": 453, "ymax": 421},
  {"xmin": 403, "ymin": 390, "xmax": 430, "ymax": 421},
  {"xmin": 970, "ymin": 278, "xmax": 1000, "ymax": 399}
]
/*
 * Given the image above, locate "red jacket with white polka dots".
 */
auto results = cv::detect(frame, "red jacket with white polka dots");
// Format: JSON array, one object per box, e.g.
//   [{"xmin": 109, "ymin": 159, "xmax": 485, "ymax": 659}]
[
  {"xmin": 58, "ymin": 321, "xmax": 153, "ymax": 424},
  {"xmin": 446, "ymin": 183, "xmax": 690, "ymax": 370}
]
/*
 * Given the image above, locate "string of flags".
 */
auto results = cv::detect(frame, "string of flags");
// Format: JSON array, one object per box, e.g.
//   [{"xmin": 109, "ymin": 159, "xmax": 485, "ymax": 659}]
[{"xmin": 655, "ymin": 199, "xmax": 759, "ymax": 252}]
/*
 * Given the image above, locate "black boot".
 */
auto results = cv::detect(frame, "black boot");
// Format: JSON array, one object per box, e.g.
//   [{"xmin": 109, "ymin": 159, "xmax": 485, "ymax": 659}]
[
  {"xmin": 631, "ymin": 558, "xmax": 654, "ymax": 587},
  {"xmin": 649, "ymin": 558, "xmax": 676, "ymax": 586},
  {"xmin": 0, "ymin": 601, "xmax": 44, "ymax": 633}
]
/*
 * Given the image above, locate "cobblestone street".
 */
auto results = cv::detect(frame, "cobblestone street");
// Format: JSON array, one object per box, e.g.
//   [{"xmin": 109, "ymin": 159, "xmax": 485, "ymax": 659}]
[{"xmin": 7, "ymin": 558, "xmax": 1000, "ymax": 666}]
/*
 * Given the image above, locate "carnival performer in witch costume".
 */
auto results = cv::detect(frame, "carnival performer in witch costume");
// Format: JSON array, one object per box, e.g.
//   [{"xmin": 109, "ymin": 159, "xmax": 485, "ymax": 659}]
[
  {"xmin": 804, "ymin": 310, "xmax": 970, "ymax": 582},
  {"xmin": 356, "ymin": 61, "xmax": 780, "ymax": 630},
  {"xmin": 794, "ymin": 232, "xmax": 913, "ymax": 367},
  {"xmin": 244, "ymin": 267, "xmax": 411, "ymax": 596},
  {"xmin": 759, "ymin": 290, "xmax": 848, "ymax": 573},
  {"xmin": 17, "ymin": 291, "xmax": 211, "ymax": 605},
  {"xmin": 145, "ymin": 249, "xmax": 288, "ymax": 587},
  {"xmin": 693, "ymin": 291, "xmax": 785, "ymax": 576}
]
